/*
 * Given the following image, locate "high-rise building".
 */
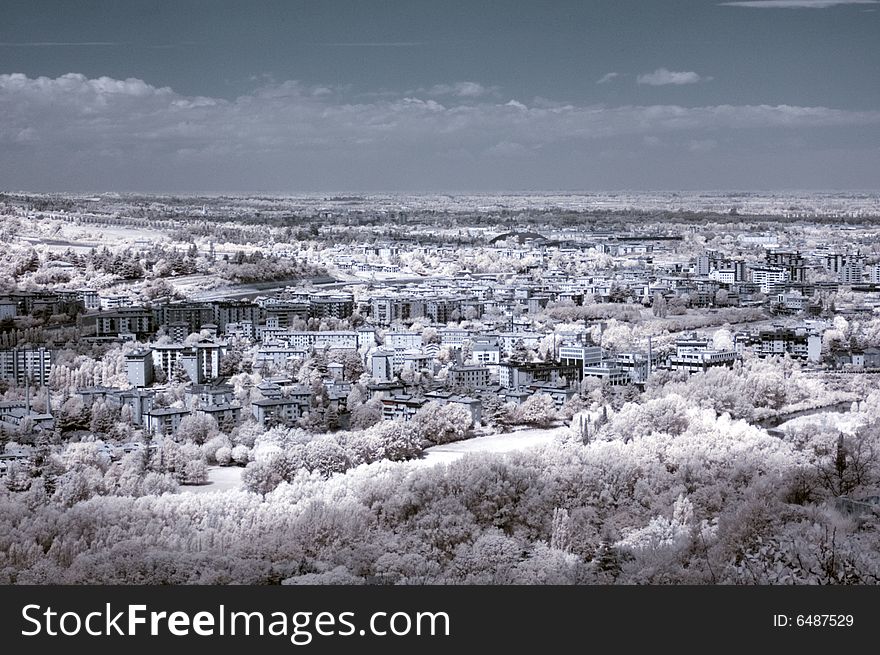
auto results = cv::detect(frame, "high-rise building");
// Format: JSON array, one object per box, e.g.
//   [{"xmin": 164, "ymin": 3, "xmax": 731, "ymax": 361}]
[
  {"xmin": 126, "ymin": 348, "xmax": 154, "ymax": 388},
  {"xmin": 0, "ymin": 347, "xmax": 54, "ymax": 387}
]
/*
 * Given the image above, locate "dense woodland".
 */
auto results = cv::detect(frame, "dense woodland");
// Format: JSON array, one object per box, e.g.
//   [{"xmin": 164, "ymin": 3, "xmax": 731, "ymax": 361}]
[{"xmin": 2, "ymin": 357, "xmax": 878, "ymax": 584}]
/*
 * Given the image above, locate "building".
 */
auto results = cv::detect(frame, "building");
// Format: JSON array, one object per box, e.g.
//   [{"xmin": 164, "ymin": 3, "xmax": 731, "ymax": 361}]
[
  {"xmin": 749, "ymin": 326, "xmax": 823, "ymax": 362},
  {"xmin": 862, "ymin": 347, "xmax": 880, "ymax": 368},
  {"xmin": 308, "ymin": 292, "xmax": 354, "ymax": 319},
  {"xmin": 356, "ymin": 327, "xmax": 379, "ymax": 350},
  {"xmin": 251, "ymin": 397, "xmax": 308, "ymax": 426},
  {"xmin": 144, "ymin": 407, "xmax": 191, "ymax": 436},
  {"xmin": 694, "ymin": 254, "xmax": 710, "ymax": 276},
  {"xmin": 125, "ymin": 348, "xmax": 154, "ymax": 388},
  {"xmin": 558, "ymin": 345, "xmax": 604, "ymax": 381},
  {"xmin": 380, "ymin": 394, "xmax": 426, "ymax": 421},
  {"xmin": 422, "ymin": 391, "xmax": 483, "ymax": 425},
  {"xmin": 470, "ymin": 336, "xmax": 502, "ymax": 368},
  {"xmin": 425, "ymin": 298, "xmax": 462, "ymax": 324},
  {"xmin": 167, "ymin": 321, "xmax": 190, "ymax": 343},
  {"xmin": 615, "ymin": 351, "xmax": 661, "ymax": 384},
  {"xmin": 213, "ymin": 301, "xmax": 261, "ymax": 332},
  {"xmin": 73, "ymin": 288, "xmax": 100, "ymax": 311},
  {"xmin": 370, "ymin": 295, "xmax": 425, "ymax": 326},
  {"xmin": 0, "ymin": 402, "xmax": 54, "ymax": 431},
  {"xmin": 497, "ymin": 332, "xmax": 543, "ymax": 357},
  {"xmin": 200, "ymin": 403, "xmax": 242, "ymax": 428},
  {"xmin": 151, "ymin": 339, "xmax": 225, "ymax": 384},
  {"xmin": 184, "ymin": 383, "xmax": 235, "ymax": 409},
  {"xmin": 448, "ymin": 365, "xmax": 491, "ymax": 389},
  {"xmin": 775, "ymin": 291, "xmax": 809, "ymax": 313},
  {"xmin": 255, "ymin": 343, "xmax": 308, "ymax": 369},
  {"xmin": 385, "ymin": 331, "xmax": 423, "ymax": 350},
  {"xmin": 750, "ymin": 266, "xmax": 789, "ymax": 294},
  {"xmin": 766, "ymin": 250, "xmax": 806, "ymax": 283},
  {"xmin": 668, "ymin": 333, "xmax": 737, "ymax": 373},
  {"xmin": 283, "ymin": 331, "xmax": 359, "ymax": 351},
  {"xmin": 264, "ymin": 301, "xmax": 310, "ymax": 328},
  {"xmin": 581, "ymin": 362, "xmax": 631, "ymax": 386},
  {"xmin": 839, "ymin": 258, "xmax": 865, "ymax": 286},
  {"xmin": 224, "ymin": 321, "xmax": 255, "ymax": 340},
  {"xmin": 439, "ymin": 327, "xmax": 470, "ymax": 347},
  {"xmin": 527, "ymin": 381, "xmax": 576, "ymax": 409},
  {"xmin": 95, "ymin": 308, "xmax": 156, "ymax": 339},
  {"xmin": 116, "ymin": 389, "xmax": 155, "ymax": 426},
  {"xmin": 370, "ymin": 348, "xmax": 395, "ymax": 382},
  {"xmin": 498, "ymin": 361, "xmax": 580, "ymax": 390},
  {"xmin": 0, "ymin": 300, "xmax": 17, "ymax": 321},
  {"xmin": 0, "ymin": 347, "xmax": 54, "ymax": 387},
  {"xmin": 157, "ymin": 303, "xmax": 214, "ymax": 335}
]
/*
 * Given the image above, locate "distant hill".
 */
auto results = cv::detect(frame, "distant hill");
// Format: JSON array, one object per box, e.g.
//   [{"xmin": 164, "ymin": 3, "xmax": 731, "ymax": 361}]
[{"xmin": 489, "ymin": 231, "xmax": 549, "ymax": 245}]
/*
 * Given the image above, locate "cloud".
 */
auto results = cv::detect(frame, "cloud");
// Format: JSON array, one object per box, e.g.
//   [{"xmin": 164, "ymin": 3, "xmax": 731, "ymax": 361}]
[
  {"xmin": 597, "ymin": 72, "xmax": 619, "ymax": 84},
  {"xmin": 423, "ymin": 82, "xmax": 496, "ymax": 98},
  {"xmin": 637, "ymin": 69, "xmax": 706, "ymax": 86},
  {"xmin": 719, "ymin": 1, "xmax": 878, "ymax": 8},
  {"xmin": 0, "ymin": 41, "xmax": 205, "ymax": 49},
  {"xmin": 1, "ymin": 73, "xmax": 879, "ymax": 190},
  {"xmin": 0, "ymin": 41, "xmax": 123, "ymax": 47},
  {"xmin": 484, "ymin": 141, "xmax": 530, "ymax": 157},
  {"xmin": 319, "ymin": 41, "xmax": 424, "ymax": 47},
  {"xmin": 687, "ymin": 138, "xmax": 718, "ymax": 152}
]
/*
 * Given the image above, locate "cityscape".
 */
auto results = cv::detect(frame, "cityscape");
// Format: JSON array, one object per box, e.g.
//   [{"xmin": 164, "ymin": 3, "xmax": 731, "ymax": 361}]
[
  {"xmin": 1, "ymin": 0, "xmax": 879, "ymax": 589},
  {"xmin": 2, "ymin": 191, "xmax": 880, "ymax": 583}
]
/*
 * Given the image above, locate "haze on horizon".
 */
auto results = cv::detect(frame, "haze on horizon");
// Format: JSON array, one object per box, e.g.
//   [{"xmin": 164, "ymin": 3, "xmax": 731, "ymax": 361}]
[{"xmin": 0, "ymin": 0, "xmax": 878, "ymax": 193}]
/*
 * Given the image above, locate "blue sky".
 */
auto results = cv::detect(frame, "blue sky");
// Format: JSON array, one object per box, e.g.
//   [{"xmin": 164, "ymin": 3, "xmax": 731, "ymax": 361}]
[{"xmin": 1, "ymin": 0, "xmax": 878, "ymax": 192}]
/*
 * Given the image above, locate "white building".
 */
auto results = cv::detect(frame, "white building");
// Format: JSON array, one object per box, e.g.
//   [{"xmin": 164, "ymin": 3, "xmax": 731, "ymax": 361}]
[{"xmin": 750, "ymin": 266, "xmax": 788, "ymax": 294}]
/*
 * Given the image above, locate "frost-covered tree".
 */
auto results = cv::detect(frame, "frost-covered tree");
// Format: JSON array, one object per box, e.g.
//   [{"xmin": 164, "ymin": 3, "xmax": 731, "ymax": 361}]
[
  {"xmin": 514, "ymin": 394, "xmax": 557, "ymax": 428},
  {"xmin": 411, "ymin": 402, "xmax": 472, "ymax": 445},
  {"xmin": 242, "ymin": 460, "xmax": 284, "ymax": 498},
  {"xmin": 652, "ymin": 292, "xmax": 668, "ymax": 318},
  {"xmin": 176, "ymin": 412, "xmax": 219, "ymax": 445}
]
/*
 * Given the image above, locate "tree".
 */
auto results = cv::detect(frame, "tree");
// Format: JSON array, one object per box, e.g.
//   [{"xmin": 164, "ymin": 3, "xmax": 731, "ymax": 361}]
[
  {"xmin": 178, "ymin": 459, "xmax": 208, "ymax": 485},
  {"xmin": 176, "ymin": 412, "xmax": 219, "ymax": 445},
  {"xmin": 608, "ymin": 284, "xmax": 630, "ymax": 304},
  {"xmin": 231, "ymin": 444, "xmax": 251, "ymax": 466},
  {"xmin": 369, "ymin": 419, "xmax": 422, "ymax": 461},
  {"xmin": 341, "ymin": 351, "xmax": 365, "ymax": 380},
  {"xmin": 411, "ymin": 402, "xmax": 472, "ymax": 445},
  {"xmin": 421, "ymin": 327, "xmax": 441, "ymax": 345},
  {"xmin": 89, "ymin": 401, "xmax": 118, "ymax": 435},
  {"xmin": 3, "ymin": 461, "xmax": 32, "ymax": 492},
  {"xmin": 346, "ymin": 384, "xmax": 366, "ymax": 409},
  {"xmin": 56, "ymin": 397, "xmax": 91, "ymax": 433},
  {"xmin": 817, "ymin": 433, "xmax": 878, "ymax": 497},
  {"xmin": 511, "ymin": 339, "xmax": 529, "ymax": 363},
  {"xmin": 652, "ymin": 292, "xmax": 668, "ymax": 318},
  {"xmin": 514, "ymin": 394, "xmax": 557, "ymax": 427},
  {"xmin": 550, "ymin": 507, "xmax": 572, "ymax": 553},
  {"xmin": 712, "ymin": 328, "xmax": 734, "ymax": 351},
  {"xmin": 242, "ymin": 460, "xmax": 283, "ymax": 498},
  {"xmin": 482, "ymin": 395, "xmax": 514, "ymax": 430},
  {"xmin": 219, "ymin": 351, "xmax": 243, "ymax": 377},
  {"xmin": 304, "ymin": 438, "xmax": 350, "ymax": 477},
  {"xmin": 324, "ymin": 405, "xmax": 340, "ymax": 431},
  {"xmin": 215, "ymin": 446, "xmax": 233, "ymax": 466},
  {"xmin": 350, "ymin": 399, "xmax": 383, "ymax": 430}
]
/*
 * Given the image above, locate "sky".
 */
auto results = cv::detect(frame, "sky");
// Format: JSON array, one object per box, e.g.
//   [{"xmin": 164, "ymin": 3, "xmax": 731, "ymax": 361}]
[{"xmin": 0, "ymin": 0, "xmax": 878, "ymax": 193}]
